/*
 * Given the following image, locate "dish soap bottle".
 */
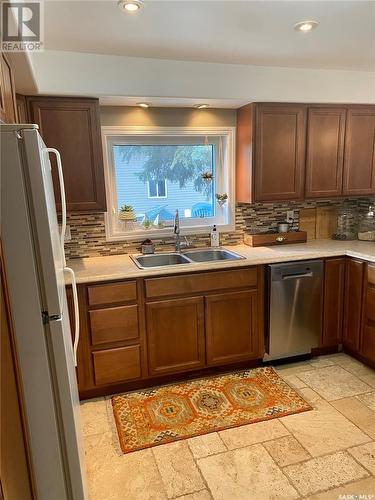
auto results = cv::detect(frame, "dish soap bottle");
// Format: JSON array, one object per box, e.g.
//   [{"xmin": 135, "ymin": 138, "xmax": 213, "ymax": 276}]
[
  {"xmin": 358, "ymin": 206, "xmax": 375, "ymax": 241},
  {"xmin": 210, "ymin": 225, "xmax": 219, "ymax": 247}
]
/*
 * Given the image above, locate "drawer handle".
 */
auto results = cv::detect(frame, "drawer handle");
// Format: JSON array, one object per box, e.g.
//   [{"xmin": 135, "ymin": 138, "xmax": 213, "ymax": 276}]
[{"xmin": 276, "ymin": 236, "xmax": 286, "ymax": 243}]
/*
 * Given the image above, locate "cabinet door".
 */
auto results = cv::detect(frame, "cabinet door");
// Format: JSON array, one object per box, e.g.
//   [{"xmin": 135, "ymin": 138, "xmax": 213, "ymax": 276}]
[
  {"xmin": 16, "ymin": 94, "xmax": 29, "ymax": 123},
  {"xmin": 146, "ymin": 297, "xmax": 205, "ymax": 376},
  {"xmin": 254, "ymin": 105, "xmax": 306, "ymax": 201},
  {"xmin": 322, "ymin": 258, "xmax": 345, "ymax": 346},
  {"xmin": 305, "ymin": 108, "xmax": 346, "ymax": 198},
  {"xmin": 205, "ymin": 290, "xmax": 260, "ymax": 366},
  {"xmin": 343, "ymin": 259, "xmax": 365, "ymax": 352},
  {"xmin": 343, "ymin": 107, "xmax": 375, "ymax": 196},
  {"xmin": 361, "ymin": 264, "xmax": 375, "ymax": 363},
  {"xmin": 0, "ymin": 54, "xmax": 17, "ymax": 123},
  {"xmin": 27, "ymin": 97, "xmax": 107, "ymax": 212}
]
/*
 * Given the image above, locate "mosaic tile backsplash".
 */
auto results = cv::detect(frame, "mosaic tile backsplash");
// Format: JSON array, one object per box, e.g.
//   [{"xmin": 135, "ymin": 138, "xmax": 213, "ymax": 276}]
[{"xmin": 65, "ymin": 197, "xmax": 375, "ymax": 259}]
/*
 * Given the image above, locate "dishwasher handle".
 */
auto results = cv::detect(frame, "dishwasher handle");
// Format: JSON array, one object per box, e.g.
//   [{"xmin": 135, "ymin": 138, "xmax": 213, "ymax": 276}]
[{"xmin": 282, "ymin": 271, "xmax": 313, "ymax": 280}]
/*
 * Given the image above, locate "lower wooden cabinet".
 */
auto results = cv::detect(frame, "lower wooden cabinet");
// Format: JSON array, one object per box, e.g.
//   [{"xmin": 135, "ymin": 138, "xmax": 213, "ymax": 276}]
[
  {"xmin": 146, "ymin": 296, "xmax": 205, "ymax": 376},
  {"xmin": 343, "ymin": 258, "xmax": 365, "ymax": 352},
  {"xmin": 322, "ymin": 258, "xmax": 345, "ymax": 346},
  {"xmin": 69, "ymin": 265, "xmax": 265, "ymax": 398},
  {"xmin": 361, "ymin": 263, "xmax": 375, "ymax": 363},
  {"xmin": 205, "ymin": 290, "xmax": 260, "ymax": 365},
  {"xmin": 92, "ymin": 346, "xmax": 141, "ymax": 386}
]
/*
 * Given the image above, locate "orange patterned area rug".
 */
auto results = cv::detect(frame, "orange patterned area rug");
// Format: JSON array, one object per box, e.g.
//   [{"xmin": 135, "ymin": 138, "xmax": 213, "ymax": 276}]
[{"xmin": 111, "ymin": 367, "xmax": 312, "ymax": 454}]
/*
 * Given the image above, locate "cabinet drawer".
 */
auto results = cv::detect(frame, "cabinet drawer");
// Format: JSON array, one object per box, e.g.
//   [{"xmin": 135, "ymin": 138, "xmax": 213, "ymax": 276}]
[
  {"xmin": 368, "ymin": 264, "xmax": 375, "ymax": 286},
  {"xmin": 366, "ymin": 287, "xmax": 375, "ymax": 323},
  {"xmin": 145, "ymin": 268, "xmax": 258, "ymax": 299},
  {"xmin": 92, "ymin": 346, "xmax": 141, "ymax": 385},
  {"xmin": 89, "ymin": 305, "xmax": 139, "ymax": 346},
  {"xmin": 88, "ymin": 281, "xmax": 137, "ymax": 306}
]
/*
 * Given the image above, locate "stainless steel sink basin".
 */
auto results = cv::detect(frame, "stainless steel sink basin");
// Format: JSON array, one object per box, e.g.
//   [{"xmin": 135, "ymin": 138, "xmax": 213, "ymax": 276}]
[
  {"xmin": 131, "ymin": 253, "xmax": 192, "ymax": 269},
  {"xmin": 183, "ymin": 248, "xmax": 244, "ymax": 262}
]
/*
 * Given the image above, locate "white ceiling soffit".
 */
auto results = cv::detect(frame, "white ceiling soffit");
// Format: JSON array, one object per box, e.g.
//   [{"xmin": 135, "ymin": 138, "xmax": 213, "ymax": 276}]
[
  {"xmin": 44, "ymin": 0, "xmax": 375, "ymax": 71},
  {"xmin": 27, "ymin": 50, "xmax": 375, "ymax": 104}
]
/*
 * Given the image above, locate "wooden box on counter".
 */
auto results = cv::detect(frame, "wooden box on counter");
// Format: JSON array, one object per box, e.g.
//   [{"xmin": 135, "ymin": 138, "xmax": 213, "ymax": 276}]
[{"xmin": 244, "ymin": 231, "xmax": 307, "ymax": 247}]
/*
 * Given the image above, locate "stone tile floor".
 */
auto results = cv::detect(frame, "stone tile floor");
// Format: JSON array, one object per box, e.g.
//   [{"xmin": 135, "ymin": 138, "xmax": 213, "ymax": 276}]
[{"xmin": 80, "ymin": 353, "xmax": 375, "ymax": 500}]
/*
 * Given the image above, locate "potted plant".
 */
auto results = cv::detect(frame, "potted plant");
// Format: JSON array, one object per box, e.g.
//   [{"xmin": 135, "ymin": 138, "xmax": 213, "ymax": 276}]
[
  {"xmin": 142, "ymin": 219, "xmax": 152, "ymax": 230},
  {"xmin": 216, "ymin": 193, "xmax": 228, "ymax": 207},
  {"xmin": 201, "ymin": 171, "xmax": 214, "ymax": 183},
  {"xmin": 119, "ymin": 204, "xmax": 135, "ymax": 221}
]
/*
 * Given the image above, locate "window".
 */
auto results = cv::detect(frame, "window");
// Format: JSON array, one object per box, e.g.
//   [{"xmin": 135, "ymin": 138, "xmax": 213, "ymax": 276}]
[
  {"xmin": 147, "ymin": 179, "xmax": 167, "ymax": 199},
  {"xmin": 102, "ymin": 127, "xmax": 235, "ymax": 241}
]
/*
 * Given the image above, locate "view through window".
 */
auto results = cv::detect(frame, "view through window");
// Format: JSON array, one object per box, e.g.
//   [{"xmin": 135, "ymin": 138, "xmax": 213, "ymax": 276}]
[{"xmin": 113, "ymin": 144, "xmax": 216, "ymax": 225}]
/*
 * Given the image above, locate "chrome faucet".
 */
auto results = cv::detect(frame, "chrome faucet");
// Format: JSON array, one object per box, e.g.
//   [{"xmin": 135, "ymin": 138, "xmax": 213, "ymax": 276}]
[
  {"xmin": 174, "ymin": 209, "xmax": 182, "ymax": 252},
  {"xmin": 174, "ymin": 209, "xmax": 189, "ymax": 252}
]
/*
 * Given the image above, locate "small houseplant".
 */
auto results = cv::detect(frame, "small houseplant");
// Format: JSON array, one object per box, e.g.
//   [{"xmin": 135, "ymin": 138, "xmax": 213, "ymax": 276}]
[
  {"xmin": 216, "ymin": 193, "xmax": 228, "ymax": 207},
  {"xmin": 119, "ymin": 204, "xmax": 135, "ymax": 221},
  {"xmin": 201, "ymin": 171, "xmax": 214, "ymax": 183}
]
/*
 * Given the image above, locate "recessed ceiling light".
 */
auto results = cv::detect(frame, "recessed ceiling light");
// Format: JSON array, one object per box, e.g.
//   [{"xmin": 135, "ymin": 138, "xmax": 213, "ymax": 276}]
[
  {"xmin": 294, "ymin": 20, "xmax": 319, "ymax": 32},
  {"xmin": 194, "ymin": 104, "xmax": 209, "ymax": 109},
  {"xmin": 118, "ymin": 0, "xmax": 143, "ymax": 13},
  {"xmin": 137, "ymin": 102, "xmax": 150, "ymax": 108}
]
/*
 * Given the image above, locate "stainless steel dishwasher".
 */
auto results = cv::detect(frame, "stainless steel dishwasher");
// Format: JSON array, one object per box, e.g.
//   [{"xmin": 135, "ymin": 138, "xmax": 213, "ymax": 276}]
[{"xmin": 264, "ymin": 260, "xmax": 323, "ymax": 361}]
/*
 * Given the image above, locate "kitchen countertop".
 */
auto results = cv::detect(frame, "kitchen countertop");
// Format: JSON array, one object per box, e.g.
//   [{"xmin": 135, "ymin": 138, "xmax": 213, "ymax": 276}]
[{"xmin": 65, "ymin": 239, "xmax": 375, "ymax": 285}]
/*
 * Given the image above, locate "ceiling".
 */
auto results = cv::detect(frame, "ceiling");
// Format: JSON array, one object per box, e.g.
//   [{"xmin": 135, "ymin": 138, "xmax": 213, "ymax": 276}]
[{"xmin": 44, "ymin": 1, "xmax": 375, "ymax": 71}]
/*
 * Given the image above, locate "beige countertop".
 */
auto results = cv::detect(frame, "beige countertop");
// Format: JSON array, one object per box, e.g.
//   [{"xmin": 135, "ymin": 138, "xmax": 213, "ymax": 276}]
[{"xmin": 65, "ymin": 239, "xmax": 375, "ymax": 285}]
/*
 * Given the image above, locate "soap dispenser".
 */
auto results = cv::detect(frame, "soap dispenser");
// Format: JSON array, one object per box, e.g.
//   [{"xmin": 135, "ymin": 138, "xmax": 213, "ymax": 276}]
[{"xmin": 210, "ymin": 225, "xmax": 219, "ymax": 247}]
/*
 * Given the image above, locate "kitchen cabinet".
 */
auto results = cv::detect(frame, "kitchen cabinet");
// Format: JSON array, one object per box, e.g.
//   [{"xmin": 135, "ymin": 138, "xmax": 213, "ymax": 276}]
[
  {"xmin": 255, "ymin": 104, "xmax": 306, "ymax": 202},
  {"xmin": 343, "ymin": 258, "xmax": 365, "ymax": 352},
  {"xmin": 322, "ymin": 258, "xmax": 345, "ymax": 347},
  {"xmin": 237, "ymin": 103, "xmax": 307, "ymax": 202},
  {"xmin": 236, "ymin": 103, "xmax": 375, "ymax": 202},
  {"xmin": 361, "ymin": 263, "xmax": 375, "ymax": 363},
  {"xmin": 26, "ymin": 96, "xmax": 107, "ymax": 212},
  {"xmin": 305, "ymin": 108, "xmax": 346, "ymax": 198},
  {"xmin": 146, "ymin": 296, "xmax": 205, "ymax": 376},
  {"xmin": 69, "ymin": 265, "xmax": 264, "ymax": 399},
  {"xmin": 0, "ymin": 54, "xmax": 17, "ymax": 124},
  {"xmin": 16, "ymin": 94, "xmax": 29, "ymax": 123},
  {"xmin": 205, "ymin": 290, "xmax": 261, "ymax": 365},
  {"xmin": 343, "ymin": 107, "xmax": 375, "ymax": 196}
]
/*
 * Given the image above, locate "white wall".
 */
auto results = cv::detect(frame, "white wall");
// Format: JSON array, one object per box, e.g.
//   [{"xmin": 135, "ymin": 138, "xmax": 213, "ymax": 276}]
[{"xmin": 21, "ymin": 50, "xmax": 375, "ymax": 104}]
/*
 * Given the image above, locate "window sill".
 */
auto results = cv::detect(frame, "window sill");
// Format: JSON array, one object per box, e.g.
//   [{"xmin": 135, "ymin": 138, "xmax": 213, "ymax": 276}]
[{"xmin": 104, "ymin": 216, "xmax": 235, "ymax": 242}]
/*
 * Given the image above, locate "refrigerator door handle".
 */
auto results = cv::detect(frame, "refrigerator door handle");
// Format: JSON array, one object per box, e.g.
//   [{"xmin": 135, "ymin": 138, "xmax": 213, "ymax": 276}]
[
  {"xmin": 64, "ymin": 266, "xmax": 80, "ymax": 367},
  {"xmin": 44, "ymin": 147, "xmax": 67, "ymax": 265}
]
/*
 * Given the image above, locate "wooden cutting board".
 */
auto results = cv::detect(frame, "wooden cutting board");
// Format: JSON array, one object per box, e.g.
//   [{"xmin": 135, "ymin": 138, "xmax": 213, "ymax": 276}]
[
  {"xmin": 299, "ymin": 208, "xmax": 316, "ymax": 240},
  {"xmin": 316, "ymin": 207, "xmax": 337, "ymax": 239}
]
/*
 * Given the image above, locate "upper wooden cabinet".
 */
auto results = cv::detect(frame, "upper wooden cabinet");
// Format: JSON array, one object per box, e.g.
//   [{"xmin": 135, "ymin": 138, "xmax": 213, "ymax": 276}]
[
  {"xmin": 237, "ymin": 104, "xmax": 306, "ymax": 203},
  {"xmin": 343, "ymin": 107, "xmax": 375, "ymax": 196},
  {"xmin": 26, "ymin": 96, "xmax": 107, "ymax": 212},
  {"xmin": 236, "ymin": 103, "xmax": 375, "ymax": 202},
  {"xmin": 305, "ymin": 108, "xmax": 346, "ymax": 198},
  {"xmin": 0, "ymin": 54, "xmax": 17, "ymax": 124}
]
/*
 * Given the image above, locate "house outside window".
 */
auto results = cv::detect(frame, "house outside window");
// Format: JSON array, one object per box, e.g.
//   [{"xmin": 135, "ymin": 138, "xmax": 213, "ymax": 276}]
[{"xmin": 102, "ymin": 126, "xmax": 235, "ymax": 241}]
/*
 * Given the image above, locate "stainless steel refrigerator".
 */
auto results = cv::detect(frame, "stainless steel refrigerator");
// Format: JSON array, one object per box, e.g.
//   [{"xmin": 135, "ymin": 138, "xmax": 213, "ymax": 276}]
[{"xmin": 1, "ymin": 124, "xmax": 86, "ymax": 499}]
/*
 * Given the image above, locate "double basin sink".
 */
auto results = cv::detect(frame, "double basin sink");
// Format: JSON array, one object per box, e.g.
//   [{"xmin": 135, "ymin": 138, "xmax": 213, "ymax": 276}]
[{"xmin": 131, "ymin": 248, "xmax": 244, "ymax": 269}]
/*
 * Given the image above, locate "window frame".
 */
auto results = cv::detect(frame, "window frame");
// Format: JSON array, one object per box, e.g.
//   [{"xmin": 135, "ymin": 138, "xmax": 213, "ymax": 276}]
[{"xmin": 102, "ymin": 126, "xmax": 236, "ymax": 242}]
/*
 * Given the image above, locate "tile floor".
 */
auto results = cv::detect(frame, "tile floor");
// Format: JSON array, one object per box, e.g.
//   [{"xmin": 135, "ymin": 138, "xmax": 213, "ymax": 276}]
[{"xmin": 81, "ymin": 353, "xmax": 375, "ymax": 500}]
